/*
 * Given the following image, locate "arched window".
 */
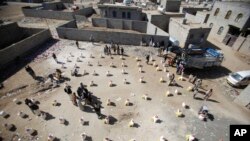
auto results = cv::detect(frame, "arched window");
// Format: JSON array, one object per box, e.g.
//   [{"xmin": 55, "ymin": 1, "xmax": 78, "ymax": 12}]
[
  {"xmin": 217, "ymin": 26, "xmax": 224, "ymax": 35},
  {"xmin": 225, "ymin": 10, "xmax": 232, "ymax": 19},
  {"xmin": 209, "ymin": 23, "xmax": 213, "ymax": 28},
  {"xmin": 214, "ymin": 8, "xmax": 220, "ymax": 16},
  {"xmin": 235, "ymin": 13, "xmax": 243, "ymax": 22}
]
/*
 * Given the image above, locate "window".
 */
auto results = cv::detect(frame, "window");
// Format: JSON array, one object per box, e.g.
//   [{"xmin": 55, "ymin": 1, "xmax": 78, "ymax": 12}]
[
  {"xmin": 225, "ymin": 10, "xmax": 232, "ymax": 19},
  {"xmin": 214, "ymin": 8, "xmax": 220, "ymax": 16},
  {"xmin": 189, "ymin": 34, "xmax": 194, "ymax": 39},
  {"xmin": 122, "ymin": 12, "xmax": 126, "ymax": 18},
  {"xmin": 235, "ymin": 13, "xmax": 243, "ymax": 22},
  {"xmin": 127, "ymin": 12, "xmax": 131, "ymax": 19},
  {"xmin": 217, "ymin": 26, "xmax": 224, "ymax": 35},
  {"xmin": 112, "ymin": 11, "xmax": 117, "ymax": 18},
  {"xmin": 200, "ymin": 33, "xmax": 205, "ymax": 38},
  {"xmin": 209, "ymin": 23, "xmax": 213, "ymax": 28},
  {"xmin": 104, "ymin": 10, "xmax": 107, "ymax": 17}
]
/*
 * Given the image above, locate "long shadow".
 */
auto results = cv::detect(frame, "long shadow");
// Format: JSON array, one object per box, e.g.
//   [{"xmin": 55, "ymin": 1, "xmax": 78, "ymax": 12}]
[
  {"xmin": 185, "ymin": 66, "xmax": 232, "ymax": 79},
  {"xmin": 207, "ymin": 99, "xmax": 220, "ymax": 103},
  {"xmin": 205, "ymin": 40, "xmax": 221, "ymax": 50},
  {"xmin": 194, "ymin": 97, "xmax": 204, "ymax": 101},
  {"xmin": 0, "ymin": 39, "xmax": 59, "ymax": 83}
]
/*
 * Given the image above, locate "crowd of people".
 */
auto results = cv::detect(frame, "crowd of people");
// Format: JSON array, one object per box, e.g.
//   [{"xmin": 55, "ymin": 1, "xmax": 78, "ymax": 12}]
[
  {"xmin": 64, "ymin": 82, "xmax": 102, "ymax": 119},
  {"xmin": 103, "ymin": 43, "xmax": 124, "ymax": 56}
]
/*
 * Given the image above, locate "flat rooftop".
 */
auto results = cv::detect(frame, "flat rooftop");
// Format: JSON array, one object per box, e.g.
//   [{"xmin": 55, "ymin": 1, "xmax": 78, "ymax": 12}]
[
  {"xmin": 98, "ymin": 3, "xmax": 141, "ymax": 10},
  {"xmin": 171, "ymin": 17, "xmax": 210, "ymax": 29}
]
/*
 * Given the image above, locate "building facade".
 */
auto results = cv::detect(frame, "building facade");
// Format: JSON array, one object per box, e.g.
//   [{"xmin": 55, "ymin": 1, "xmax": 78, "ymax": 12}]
[
  {"xmin": 158, "ymin": 0, "xmax": 181, "ymax": 12},
  {"xmin": 169, "ymin": 17, "xmax": 211, "ymax": 48},
  {"xmin": 98, "ymin": 4, "xmax": 145, "ymax": 21},
  {"xmin": 206, "ymin": 1, "xmax": 250, "ymax": 47}
]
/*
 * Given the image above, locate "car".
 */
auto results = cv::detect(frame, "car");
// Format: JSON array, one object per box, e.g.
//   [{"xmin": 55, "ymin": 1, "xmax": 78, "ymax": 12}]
[{"xmin": 227, "ymin": 70, "xmax": 250, "ymax": 87}]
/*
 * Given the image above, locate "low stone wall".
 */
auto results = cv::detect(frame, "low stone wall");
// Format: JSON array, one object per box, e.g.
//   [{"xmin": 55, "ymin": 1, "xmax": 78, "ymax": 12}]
[
  {"xmin": 56, "ymin": 21, "xmax": 168, "ymax": 46},
  {"xmin": 0, "ymin": 22, "xmax": 25, "ymax": 49},
  {"xmin": 22, "ymin": 6, "xmax": 75, "ymax": 20},
  {"xmin": 22, "ymin": 6, "xmax": 95, "ymax": 20},
  {"xmin": 0, "ymin": 29, "xmax": 52, "ymax": 69},
  {"xmin": 92, "ymin": 18, "xmax": 147, "ymax": 33}
]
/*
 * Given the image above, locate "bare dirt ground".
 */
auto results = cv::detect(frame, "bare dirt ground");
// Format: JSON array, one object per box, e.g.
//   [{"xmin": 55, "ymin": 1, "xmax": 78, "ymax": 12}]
[
  {"xmin": 0, "ymin": 3, "xmax": 250, "ymax": 141},
  {"xmin": 1, "ymin": 39, "xmax": 250, "ymax": 141}
]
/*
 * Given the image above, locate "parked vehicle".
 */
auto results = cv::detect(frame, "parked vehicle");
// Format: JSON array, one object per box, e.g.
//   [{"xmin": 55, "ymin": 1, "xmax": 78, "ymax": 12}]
[{"xmin": 227, "ymin": 70, "xmax": 250, "ymax": 87}]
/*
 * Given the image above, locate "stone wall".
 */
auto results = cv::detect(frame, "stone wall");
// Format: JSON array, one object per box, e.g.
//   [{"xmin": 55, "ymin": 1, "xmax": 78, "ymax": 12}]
[
  {"xmin": 56, "ymin": 21, "xmax": 169, "ymax": 46},
  {"xmin": 22, "ymin": 6, "xmax": 75, "ymax": 20},
  {"xmin": 0, "ymin": 22, "xmax": 25, "ymax": 49},
  {"xmin": 92, "ymin": 18, "xmax": 147, "ymax": 33},
  {"xmin": 22, "ymin": 5, "xmax": 95, "ymax": 20},
  {"xmin": 0, "ymin": 28, "xmax": 52, "ymax": 68}
]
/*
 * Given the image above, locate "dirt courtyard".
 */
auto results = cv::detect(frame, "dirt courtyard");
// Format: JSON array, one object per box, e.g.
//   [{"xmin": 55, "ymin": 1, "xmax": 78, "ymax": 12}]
[{"xmin": 0, "ymin": 39, "xmax": 250, "ymax": 141}]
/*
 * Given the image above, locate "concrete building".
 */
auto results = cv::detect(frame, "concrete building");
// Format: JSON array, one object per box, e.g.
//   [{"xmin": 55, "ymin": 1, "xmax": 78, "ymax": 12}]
[
  {"xmin": 169, "ymin": 17, "xmax": 211, "ymax": 48},
  {"xmin": 145, "ymin": 10, "xmax": 184, "ymax": 33},
  {"xmin": 158, "ymin": 0, "xmax": 181, "ymax": 12},
  {"xmin": 98, "ymin": 3, "xmax": 146, "ymax": 21},
  {"xmin": 206, "ymin": 1, "xmax": 250, "ymax": 49}
]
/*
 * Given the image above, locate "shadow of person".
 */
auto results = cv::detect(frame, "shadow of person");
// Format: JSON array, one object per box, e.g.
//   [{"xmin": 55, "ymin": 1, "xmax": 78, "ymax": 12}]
[
  {"xmin": 109, "ymin": 115, "xmax": 118, "ymax": 125},
  {"xmin": 35, "ymin": 76, "xmax": 45, "ymax": 83},
  {"xmin": 45, "ymin": 112, "xmax": 56, "ymax": 120},
  {"xmin": 207, "ymin": 99, "xmax": 220, "ymax": 103},
  {"xmin": 207, "ymin": 113, "xmax": 214, "ymax": 121},
  {"xmin": 83, "ymin": 105, "xmax": 95, "ymax": 113}
]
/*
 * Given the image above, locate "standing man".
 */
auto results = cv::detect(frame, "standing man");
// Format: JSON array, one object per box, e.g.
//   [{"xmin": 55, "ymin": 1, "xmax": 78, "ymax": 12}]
[
  {"xmin": 25, "ymin": 65, "xmax": 36, "ymax": 79},
  {"xmin": 204, "ymin": 89, "xmax": 213, "ymax": 101},
  {"xmin": 71, "ymin": 92, "xmax": 78, "ymax": 106},
  {"xmin": 121, "ymin": 47, "xmax": 124, "ymax": 56},
  {"xmin": 90, "ymin": 34, "xmax": 94, "ymax": 44},
  {"xmin": 52, "ymin": 53, "xmax": 58, "ymax": 63},
  {"xmin": 76, "ymin": 40, "xmax": 79, "ymax": 49},
  {"xmin": 193, "ymin": 88, "xmax": 199, "ymax": 99},
  {"xmin": 146, "ymin": 54, "xmax": 150, "ymax": 64},
  {"xmin": 117, "ymin": 44, "xmax": 120, "ymax": 55},
  {"xmin": 93, "ymin": 102, "xmax": 102, "ymax": 119}
]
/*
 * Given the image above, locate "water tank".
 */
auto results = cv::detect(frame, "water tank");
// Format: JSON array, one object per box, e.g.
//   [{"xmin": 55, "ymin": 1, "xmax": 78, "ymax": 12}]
[{"xmin": 123, "ymin": 0, "xmax": 132, "ymax": 5}]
